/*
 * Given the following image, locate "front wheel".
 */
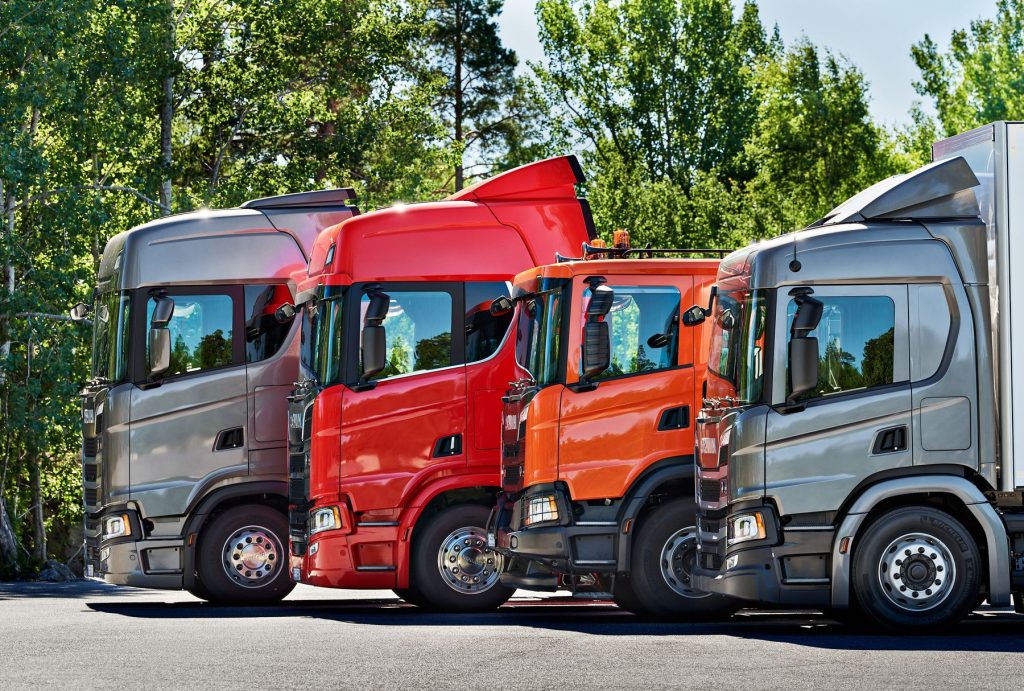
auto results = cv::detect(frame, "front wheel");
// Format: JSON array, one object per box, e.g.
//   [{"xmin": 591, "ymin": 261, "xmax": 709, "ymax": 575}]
[
  {"xmin": 614, "ymin": 499, "xmax": 737, "ymax": 620},
  {"xmin": 851, "ymin": 506, "xmax": 981, "ymax": 630},
  {"xmin": 407, "ymin": 504, "xmax": 514, "ymax": 612},
  {"xmin": 194, "ymin": 505, "xmax": 295, "ymax": 605}
]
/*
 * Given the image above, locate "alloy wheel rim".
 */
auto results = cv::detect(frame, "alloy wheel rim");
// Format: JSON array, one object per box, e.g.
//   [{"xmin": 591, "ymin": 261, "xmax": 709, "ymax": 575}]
[
  {"xmin": 660, "ymin": 527, "xmax": 712, "ymax": 599},
  {"xmin": 877, "ymin": 531, "xmax": 956, "ymax": 611},
  {"xmin": 437, "ymin": 526, "xmax": 503, "ymax": 595},
  {"xmin": 221, "ymin": 525, "xmax": 281, "ymax": 589}
]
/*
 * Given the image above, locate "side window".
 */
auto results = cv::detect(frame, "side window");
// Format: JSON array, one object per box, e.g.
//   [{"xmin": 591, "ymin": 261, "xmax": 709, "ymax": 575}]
[
  {"xmin": 147, "ymin": 293, "xmax": 234, "ymax": 376},
  {"xmin": 589, "ymin": 285, "xmax": 681, "ymax": 381},
  {"xmin": 362, "ymin": 290, "xmax": 453, "ymax": 379},
  {"xmin": 787, "ymin": 296, "xmax": 895, "ymax": 399},
  {"xmin": 465, "ymin": 281, "xmax": 512, "ymax": 363},
  {"xmin": 245, "ymin": 284, "xmax": 294, "ymax": 363}
]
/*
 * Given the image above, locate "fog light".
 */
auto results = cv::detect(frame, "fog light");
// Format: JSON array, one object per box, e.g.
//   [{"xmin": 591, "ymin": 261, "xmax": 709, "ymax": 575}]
[
  {"xmin": 102, "ymin": 514, "xmax": 131, "ymax": 540},
  {"xmin": 725, "ymin": 555, "xmax": 739, "ymax": 570},
  {"xmin": 522, "ymin": 495, "xmax": 559, "ymax": 526},
  {"xmin": 309, "ymin": 506, "xmax": 341, "ymax": 535},
  {"xmin": 727, "ymin": 512, "xmax": 766, "ymax": 546}
]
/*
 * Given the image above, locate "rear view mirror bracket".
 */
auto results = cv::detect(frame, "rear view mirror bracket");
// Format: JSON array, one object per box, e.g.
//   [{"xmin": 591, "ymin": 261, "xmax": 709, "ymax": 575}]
[{"xmin": 354, "ymin": 287, "xmax": 390, "ymax": 392}]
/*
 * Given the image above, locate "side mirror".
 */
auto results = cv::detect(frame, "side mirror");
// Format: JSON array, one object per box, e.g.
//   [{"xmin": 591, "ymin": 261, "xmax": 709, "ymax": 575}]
[
  {"xmin": 788, "ymin": 336, "xmax": 819, "ymax": 401},
  {"xmin": 151, "ymin": 296, "xmax": 175, "ymax": 328},
  {"xmin": 275, "ymin": 303, "xmax": 296, "ymax": 323},
  {"xmin": 70, "ymin": 302, "xmax": 91, "ymax": 321},
  {"xmin": 647, "ymin": 333, "xmax": 670, "ymax": 349},
  {"xmin": 581, "ymin": 284, "xmax": 613, "ymax": 382},
  {"xmin": 682, "ymin": 305, "xmax": 706, "ymax": 326},
  {"xmin": 149, "ymin": 327, "xmax": 171, "ymax": 377},
  {"xmin": 489, "ymin": 295, "xmax": 514, "ymax": 317},
  {"xmin": 359, "ymin": 291, "xmax": 390, "ymax": 385}
]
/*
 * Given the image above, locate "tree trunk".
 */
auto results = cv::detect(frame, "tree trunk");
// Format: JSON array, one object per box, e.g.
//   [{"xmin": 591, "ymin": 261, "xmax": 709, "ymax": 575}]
[
  {"xmin": 158, "ymin": 0, "xmax": 175, "ymax": 215},
  {"xmin": 0, "ymin": 497, "xmax": 16, "ymax": 574},
  {"xmin": 453, "ymin": 1, "xmax": 464, "ymax": 191},
  {"xmin": 30, "ymin": 459, "xmax": 45, "ymax": 562}
]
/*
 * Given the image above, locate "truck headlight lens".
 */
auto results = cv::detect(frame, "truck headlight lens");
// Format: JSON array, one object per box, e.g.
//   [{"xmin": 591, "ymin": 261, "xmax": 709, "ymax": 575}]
[
  {"xmin": 522, "ymin": 495, "xmax": 559, "ymax": 526},
  {"xmin": 309, "ymin": 506, "xmax": 341, "ymax": 535},
  {"xmin": 102, "ymin": 514, "xmax": 131, "ymax": 540},
  {"xmin": 727, "ymin": 512, "xmax": 766, "ymax": 546}
]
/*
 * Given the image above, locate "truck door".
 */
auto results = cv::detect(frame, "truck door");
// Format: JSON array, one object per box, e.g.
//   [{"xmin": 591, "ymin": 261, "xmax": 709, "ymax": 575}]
[
  {"xmin": 558, "ymin": 275, "xmax": 696, "ymax": 500},
  {"xmin": 129, "ymin": 286, "xmax": 248, "ymax": 518},
  {"xmin": 339, "ymin": 283, "xmax": 467, "ymax": 512},
  {"xmin": 763, "ymin": 285, "xmax": 912, "ymax": 517}
]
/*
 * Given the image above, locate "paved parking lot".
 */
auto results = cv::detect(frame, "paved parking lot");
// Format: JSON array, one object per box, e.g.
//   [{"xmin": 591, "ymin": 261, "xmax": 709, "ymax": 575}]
[{"xmin": 2, "ymin": 581, "xmax": 1024, "ymax": 689}]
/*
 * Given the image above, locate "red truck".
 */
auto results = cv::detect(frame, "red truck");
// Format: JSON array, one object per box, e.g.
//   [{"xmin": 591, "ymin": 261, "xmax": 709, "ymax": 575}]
[{"xmin": 287, "ymin": 157, "xmax": 594, "ymax": 610}]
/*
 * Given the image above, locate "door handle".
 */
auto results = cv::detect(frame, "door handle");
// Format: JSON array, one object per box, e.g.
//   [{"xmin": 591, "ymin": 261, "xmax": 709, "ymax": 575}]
[
  {"xmin": 432, "ymin": 434, "xmax": 463, "ymax": 458},
  {"xmin": 215, "ymin": 427, "xmax": 245, "ymax": 451},
  {"xmin": 658, "ymin": 406, "xmax": 690, "ymax": 431},
  {"xmin": 872, "ymin": 425, "xmax": 907, "ymax": 454}
]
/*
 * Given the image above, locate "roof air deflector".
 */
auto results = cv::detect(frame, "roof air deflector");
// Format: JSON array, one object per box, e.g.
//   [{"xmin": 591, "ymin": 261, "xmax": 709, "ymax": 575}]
[
  {"xmin": 241, "ymin": 188, "xmax": 356, "ymax": 209},
  {"xmin": 814, "ymin": 157, "xmax": 981, "ymax": 227}
]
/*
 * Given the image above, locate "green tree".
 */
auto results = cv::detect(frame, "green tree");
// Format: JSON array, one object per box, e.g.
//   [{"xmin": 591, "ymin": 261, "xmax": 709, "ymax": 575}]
[
  {"xmin": 912, "ymin": 0, "xmax": 1024, "ymax": 136},
  {"xmin": 425, "ymin": 0, "xmax": 526, "ymax": 190}
]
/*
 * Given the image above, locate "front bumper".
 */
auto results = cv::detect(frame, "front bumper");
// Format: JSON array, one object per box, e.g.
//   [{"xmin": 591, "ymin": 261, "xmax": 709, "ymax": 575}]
[
  {"xmin": 85, "ymin": 510, "xmax": 184, "ymax": 589},
  {"xmin": 692, "ymin": 503, "xmax": 834, "ymax": 608},
  {"xmin": 290, "ymin": 501, "xmax": 402, "ymax": 589},
  {"xmin": 488, "ymin": 488, "xmax": 619, "ymax": 589}
]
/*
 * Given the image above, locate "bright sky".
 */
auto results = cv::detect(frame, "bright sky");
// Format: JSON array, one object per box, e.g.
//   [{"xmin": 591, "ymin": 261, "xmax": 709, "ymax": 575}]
[{"xmin": 497, "ymin": 0, "xmax": 997, "ymax": 128}]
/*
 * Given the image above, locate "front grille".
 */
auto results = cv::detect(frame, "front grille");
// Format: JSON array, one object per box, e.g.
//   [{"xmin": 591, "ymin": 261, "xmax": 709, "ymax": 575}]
[
  {"xmin": 83, "ymin": 464, "xmax": 98, "ymax": 483},
  {"xmin": 287, "ymin": 392, "xmax": 315, "ymax": 556},
  {"xmin": 700, "ymin": 518, "xmax": 720, "ymax": 534},
  {"xmin": 83, "ymin": 437, "xmax": 99, "ymax": 457},
  {"xmin": 699, "ymin": 478, "xmax": 721, "ymax": 502},
  {"xmin": 84, "ymin": 488, "xmax": 98, "ymax": 506}
]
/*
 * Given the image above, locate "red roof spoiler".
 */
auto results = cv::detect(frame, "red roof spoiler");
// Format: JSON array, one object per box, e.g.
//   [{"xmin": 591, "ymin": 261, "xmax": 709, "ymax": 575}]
[{"xmin": 447, "ymin": 155, "xmax": 584, "ymax": 202}]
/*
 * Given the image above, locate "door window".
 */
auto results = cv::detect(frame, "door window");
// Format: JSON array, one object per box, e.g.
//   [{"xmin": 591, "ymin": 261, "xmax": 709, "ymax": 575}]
[
  {"xmin": 362, "ymin": 291, "xmax": 453, "ymax": 379},
  {"xmin": 786, "ymin": 295, "xmax": 895, "ymax": 399},
  {"xmin": 147, "ymin": 293, "xmax": 234, "ymax": 376},
  {"xmin": 588, "ymin": 285, "xmax": 681, "ymax": 381},
  {"xmin": 465, "ymin": 281, "xmax": 512, "ymax": 363},
  {"xmin": 245, "ymin": 284, "xmax": 294, "ymax": 363}
]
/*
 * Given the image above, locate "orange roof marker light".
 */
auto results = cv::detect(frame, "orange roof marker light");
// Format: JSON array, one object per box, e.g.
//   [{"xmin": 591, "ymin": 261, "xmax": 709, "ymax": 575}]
[{"xmin": 556, "ymin": 232, "xmax": 733, "ymax": 263}]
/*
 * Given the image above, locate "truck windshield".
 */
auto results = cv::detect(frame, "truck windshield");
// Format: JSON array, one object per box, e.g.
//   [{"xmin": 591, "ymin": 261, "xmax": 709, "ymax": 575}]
[
  {"xmin": 91, "ymin": 291, "xmax": 131, "ymax": 383},
  {"xmin": 299, "ymin": 286, "xmax": 345, "ymax": 386},
  {"xmin": 707, "ymin": 288, "xmax": 767, "ymax": 404},
  {"xmin": 514, "ymin": 281, "xmax": 567, "ymax": 386}
]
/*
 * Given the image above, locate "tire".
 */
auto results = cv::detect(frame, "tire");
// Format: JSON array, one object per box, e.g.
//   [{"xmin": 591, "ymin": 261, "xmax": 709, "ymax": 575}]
[
  {"xmin": 851, "ymin": 506, "xmax": 981, "ymax": 631},
  {"xmin": 194, "ymin": 505, "xmax": 295, "ymax": 605},
  {"xmin": 614, "ymin": 499, "xmax": 737, "ymax": 620},
  {"xmin": 392, "ymin": 588, "xmax": 426, "ymax": 606},
  {"xmin": 407, "ymin": 504, "xmax": 515, "ymax": 612}
]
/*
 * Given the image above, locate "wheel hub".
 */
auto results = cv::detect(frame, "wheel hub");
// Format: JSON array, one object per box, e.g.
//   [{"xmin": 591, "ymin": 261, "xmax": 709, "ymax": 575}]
[
  {"xmin": 877, "ymin": 532, "xmax": 955, "ymax": 611},
  {"xmin": 437, "ymin": 527, "xmax": 503, "ymax": 595},
  {"xmin": 222, "ymin": 526, "xmax": 281, "ymax": 589},
  {"xmin": 660, "ymin": 527, "xmax": 711, "ymax": 600}
]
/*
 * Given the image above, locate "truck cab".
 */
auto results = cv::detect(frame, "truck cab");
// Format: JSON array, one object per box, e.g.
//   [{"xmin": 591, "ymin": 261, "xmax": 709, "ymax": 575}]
[
  {"xmin": 489, "ymin": 247, "xmax": 737, "ymax": 618},
  {"xmin": 287, "ymin": 156, "xmax": 595, "ymax": 611},
  {"xmin": 692, "ymin": 124, "xmax": 1024, "ymax": 630},
  {"xmin": 79, "ymin": 189, "xmax": 357, "ymax": 603}
]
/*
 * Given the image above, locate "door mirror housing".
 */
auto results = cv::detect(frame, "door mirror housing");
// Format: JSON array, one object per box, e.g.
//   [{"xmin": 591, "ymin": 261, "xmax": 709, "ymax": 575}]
[
  {"xmin": 151, "ymin": 296, "xmax": 175, "ymax": 327},
  {"xmin": 275, "ymin": 303, "xmax": 296, "ymax": 323},
  {"xmin": 580, "ymin": 283, "xmax": 613, "ymax": 385},
  {"xmin": 356, "ymin": 290, "xmax": 390, "ymax": 389},
  {"xmin": 788, "ymin": 336, "xmax": 819, "ymax": 402},
  {"xmin": 149, "ymin": 327, "xmax": 171, "ymax": 377},
  {"xmin": 70, "ymin": 302, "xmax": 91, "ymax": 321},
  {"xmin": 489, "ymin": 295, "xmax": 514, "ymax": 317},
  {"xmin": 682, "ymin": 305, "xmax": 706, "ymax": 326}
]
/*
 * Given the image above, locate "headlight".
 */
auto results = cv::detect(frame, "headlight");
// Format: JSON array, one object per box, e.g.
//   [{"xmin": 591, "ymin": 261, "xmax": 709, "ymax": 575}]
[
  {"xmin": 102, "ymin": 514, "xmax": 131, "ymax": 540},
  {"xmin": 522, "ymin": 495, "xmax": 559, "ymax": 527},
  {"xmin": 309, "ymin": 506, "xmax": 341, "ymax": 535},
  {"xmin": 727, "ymin": 512, "xmax": 766, "ymax": 546}
]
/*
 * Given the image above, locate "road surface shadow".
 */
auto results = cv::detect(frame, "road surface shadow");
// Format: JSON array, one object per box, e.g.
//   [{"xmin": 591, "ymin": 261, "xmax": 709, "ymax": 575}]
[
  {"xmin": 0, "ymin": 580, "xmax": 143, "ymax": 600},
  {"xmin": 85, "ymin": 597, "xmax": 1024, "ymax": 652}
]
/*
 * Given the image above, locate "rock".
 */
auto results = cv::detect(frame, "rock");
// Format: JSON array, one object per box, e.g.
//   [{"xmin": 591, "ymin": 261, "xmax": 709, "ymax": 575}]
[{"xmin": 37, "ymin": 559, "xmax": 78, "ymax": 582}]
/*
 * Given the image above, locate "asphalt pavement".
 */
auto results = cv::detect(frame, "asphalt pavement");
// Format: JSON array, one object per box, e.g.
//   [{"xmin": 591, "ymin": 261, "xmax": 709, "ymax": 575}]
[{"xmin": 2, "ymin": 581, "xmax": 1024, "ymax": 689}]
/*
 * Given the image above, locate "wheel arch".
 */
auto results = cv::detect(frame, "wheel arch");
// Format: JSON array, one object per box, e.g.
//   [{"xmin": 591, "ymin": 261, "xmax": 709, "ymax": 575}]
[
  {"xmin": 829, "ymin": 473, "xmax": 1010, "ymax": 609},
  {"xmin": 615, "ymin": 456, "xmax": 695, "ymax": 573},
  {"xmin": 394, "ymin": 474, "xmax": 501, "ymax": 589},
  {"xmin": 181, "ymin": 481, "xmax": 288, "ymax": 590}
]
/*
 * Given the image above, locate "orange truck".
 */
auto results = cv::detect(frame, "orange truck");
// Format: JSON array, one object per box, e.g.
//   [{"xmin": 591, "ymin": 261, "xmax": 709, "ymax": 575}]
[{"xmin": 487, "ymin": 239, "xmax": 736, "ymax": 618}]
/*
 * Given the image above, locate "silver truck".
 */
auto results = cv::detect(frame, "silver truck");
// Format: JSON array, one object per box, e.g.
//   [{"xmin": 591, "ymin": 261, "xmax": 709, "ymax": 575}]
[
  {"xmin": 689, "ymin": 121, "xmax": 1024, "ymax": 630},
  {"xmin": 78, "ymin": 189, "xmax": 356, "ymax": 603}
]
